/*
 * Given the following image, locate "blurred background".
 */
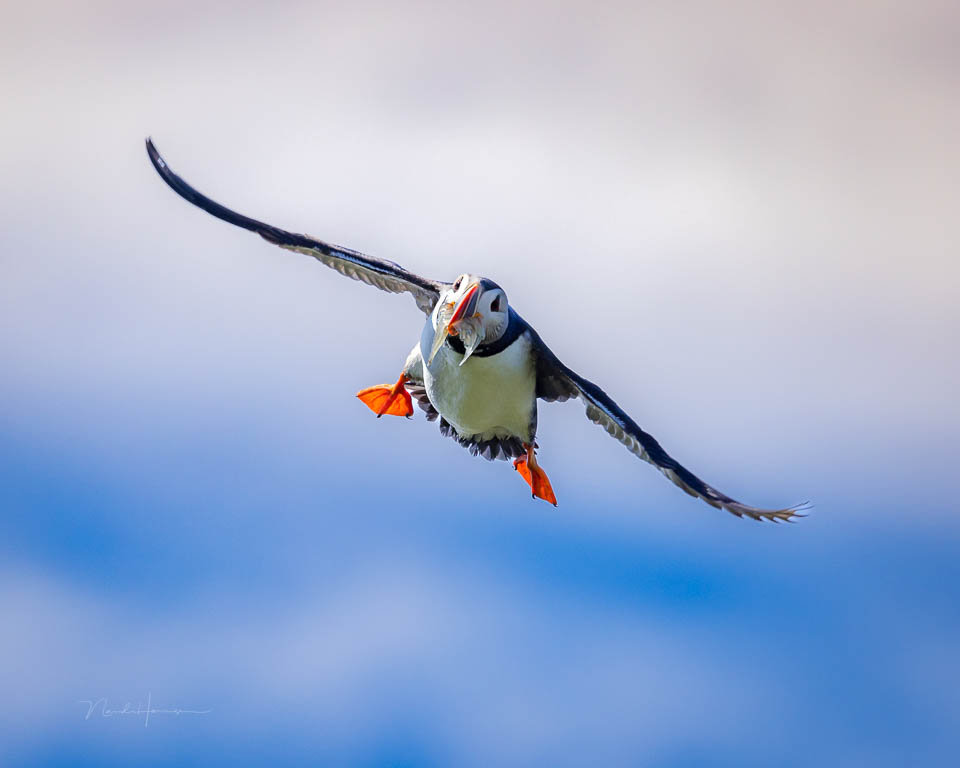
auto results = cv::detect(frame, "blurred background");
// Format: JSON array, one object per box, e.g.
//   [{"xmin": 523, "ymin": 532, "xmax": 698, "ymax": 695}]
[{"xmin": 2, "ymin": 0, "xmax": 958, "ymax": 765}]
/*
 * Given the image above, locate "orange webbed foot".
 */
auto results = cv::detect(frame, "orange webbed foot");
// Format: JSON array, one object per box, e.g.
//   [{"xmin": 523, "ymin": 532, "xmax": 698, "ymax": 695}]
[
  {"xmin": 356, "ymin": 374, "xmax": 414, "ymax": 418},
  {"xmin": 513, "ymin": 444, "xmax": 557, "ymax": 506}
]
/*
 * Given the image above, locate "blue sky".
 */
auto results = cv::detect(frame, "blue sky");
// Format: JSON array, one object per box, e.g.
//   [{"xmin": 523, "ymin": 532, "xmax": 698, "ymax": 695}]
[{"xmin": 2, "ymin": 0, "xmax": 958, "ymax": 765}]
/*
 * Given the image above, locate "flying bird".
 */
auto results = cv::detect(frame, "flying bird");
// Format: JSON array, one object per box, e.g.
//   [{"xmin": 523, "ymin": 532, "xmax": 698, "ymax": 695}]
[{"xmin": 146, "ymin": 139, "xmax": 806, "ymax": 522}]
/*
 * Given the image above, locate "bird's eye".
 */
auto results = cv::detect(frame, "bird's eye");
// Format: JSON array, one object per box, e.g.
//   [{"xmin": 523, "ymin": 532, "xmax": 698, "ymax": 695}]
[
  {"xmin": 490, "ymin": 295, "xmax": 502, "ymax": 312},
  {"xmin": 453, "ymin": 277, "xmax": 462, "ymax": 291}
]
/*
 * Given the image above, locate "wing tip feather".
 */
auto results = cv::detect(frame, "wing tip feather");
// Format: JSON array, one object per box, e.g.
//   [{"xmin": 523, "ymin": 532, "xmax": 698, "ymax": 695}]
[{"xmin": 727, "ymin": 500, "xmax": 812, "ymax": 523}]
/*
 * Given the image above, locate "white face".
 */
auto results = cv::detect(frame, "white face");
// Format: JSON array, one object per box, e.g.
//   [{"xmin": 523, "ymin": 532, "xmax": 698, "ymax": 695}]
[
  {"xmin": 444, "ymin": 274, "xmax": 510, "ymax": 341},
  {"xmin": 427, "ymin": 274, "xmax": 511, "ymax": 365}
]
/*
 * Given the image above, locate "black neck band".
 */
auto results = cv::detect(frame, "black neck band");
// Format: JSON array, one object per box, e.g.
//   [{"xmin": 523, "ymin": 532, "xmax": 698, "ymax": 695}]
[{"xmin": 446, "ymin": 310, "xmax": 524, "ymax": 357}]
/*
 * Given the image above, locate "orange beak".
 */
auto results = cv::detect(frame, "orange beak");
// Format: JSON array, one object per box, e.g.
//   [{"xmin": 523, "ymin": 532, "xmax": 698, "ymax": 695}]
[{"xmin": 448, "ymin": 283, "xmax": 480, "ymax": 331}]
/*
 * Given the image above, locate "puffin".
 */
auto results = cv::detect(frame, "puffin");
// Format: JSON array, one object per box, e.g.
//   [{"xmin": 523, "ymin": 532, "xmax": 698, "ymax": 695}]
[{"xmin": 146, "ymin": 139, "xmax": 806, "ymax": 522}]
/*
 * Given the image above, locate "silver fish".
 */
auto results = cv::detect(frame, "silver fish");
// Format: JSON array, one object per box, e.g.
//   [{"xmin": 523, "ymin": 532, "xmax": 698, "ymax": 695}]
[
  {"xmin": 453, "ymin": 315, "xmax": 486, "ymax": 366},
  {"xmin": 427, "ymin": 301, "xmax": 456, "ymax": 364}
]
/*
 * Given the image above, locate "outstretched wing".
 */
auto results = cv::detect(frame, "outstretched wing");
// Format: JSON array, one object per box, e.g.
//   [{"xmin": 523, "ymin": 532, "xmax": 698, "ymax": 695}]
[
  {"xmin": 145, "ymin": 139, "xmax": 445, "ymax": 314},
  {"xmin": 530, "ymin": 327, "xmax": 807, "ymax": 522}
]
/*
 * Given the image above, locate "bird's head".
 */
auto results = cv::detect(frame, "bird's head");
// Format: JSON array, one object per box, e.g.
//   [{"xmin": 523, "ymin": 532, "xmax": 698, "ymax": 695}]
[{"xmin": 428, "ymin": 274, "xmax": 509, "ymax": 365}]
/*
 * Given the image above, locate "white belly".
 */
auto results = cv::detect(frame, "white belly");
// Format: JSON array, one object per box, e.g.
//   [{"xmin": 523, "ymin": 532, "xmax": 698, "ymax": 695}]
[{"xmin": 419, "ymin": 321, "xmax": 536, "ymax": 442}]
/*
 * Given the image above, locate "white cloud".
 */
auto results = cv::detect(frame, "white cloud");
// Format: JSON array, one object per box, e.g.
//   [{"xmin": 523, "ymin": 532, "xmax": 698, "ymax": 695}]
[{"xmin": 0, "ymin": 560, "xmax": 779, "ymax": 764}]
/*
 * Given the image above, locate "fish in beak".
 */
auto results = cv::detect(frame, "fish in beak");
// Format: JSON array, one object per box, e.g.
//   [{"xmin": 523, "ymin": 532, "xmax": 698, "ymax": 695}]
[{"xmin": 428, "ymin": 282, "xmax": 486, "ymax": 365}]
